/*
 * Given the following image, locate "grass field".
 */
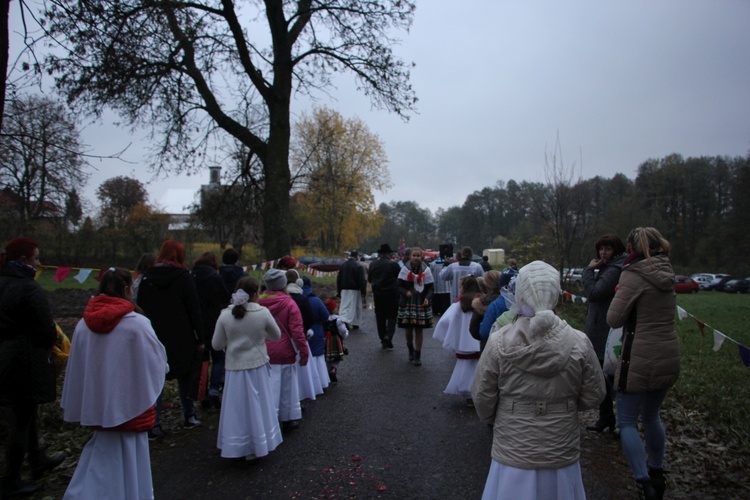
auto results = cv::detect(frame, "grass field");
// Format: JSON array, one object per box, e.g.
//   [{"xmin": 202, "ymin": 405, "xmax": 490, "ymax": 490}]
[{"xmin": 559, "ymin": 292, "xmax": 750, "ymax": 449}]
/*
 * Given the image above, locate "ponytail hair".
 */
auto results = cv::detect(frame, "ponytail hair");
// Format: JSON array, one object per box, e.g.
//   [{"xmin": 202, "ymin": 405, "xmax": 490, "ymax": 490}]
[
  {"xmin": 232, "ymin": 276, "xmax": 260, "ymax": 319},
  {"xmin": 98, "ymin": 267, "xmax": 134, "ymax": 299}
]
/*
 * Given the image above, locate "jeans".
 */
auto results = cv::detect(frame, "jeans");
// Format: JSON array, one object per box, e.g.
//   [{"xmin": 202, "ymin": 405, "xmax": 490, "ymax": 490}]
[{"xmin": 616, "ymin": 389, "xmax": 668, "ymax": 480}]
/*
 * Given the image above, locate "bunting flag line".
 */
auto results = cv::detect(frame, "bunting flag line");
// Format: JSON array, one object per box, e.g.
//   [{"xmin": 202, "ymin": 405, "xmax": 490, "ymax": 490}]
[
  {"xmin": 561, "ymin": 291, "xmax": 587, "ymax": 303},
  {"xmin": 37, "ymin": 253, "xmax": 342, "ymax": 287},
  {"xmin": 676, "ymin": 305, "xmax": 749, "ymax": 367}
]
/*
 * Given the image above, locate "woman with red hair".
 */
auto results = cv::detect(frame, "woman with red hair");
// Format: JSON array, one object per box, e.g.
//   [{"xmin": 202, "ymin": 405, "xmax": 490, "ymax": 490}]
[
  {"xmin": 0, "ymin": 238, "xmax": 64, "ymax": 496},
  {"xmin": 137, "ymin": 240, "xmax": 205, "ymax": 438}
]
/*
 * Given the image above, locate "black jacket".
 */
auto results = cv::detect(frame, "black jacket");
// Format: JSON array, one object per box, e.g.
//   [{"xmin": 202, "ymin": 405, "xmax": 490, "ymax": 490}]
[
  {"xmin": 0, "ymin": 264, "xmax": 57, "ymax": 404},
  {"xmin": 582, "ymin": 253, "xmax": 627, "ymax": 360},
  {"xmin": 219, "ymin": 264, "xmax": 247, "ymax": 294},
  {"xmin": 191, "ymin": 264, "xmax": 231, "ymax": 343},
  {"xmin": 367, "ymin": 257, "xmax": 400, "ymax": 296},
  {"xmin": 337, "ymin": 258, "xmax": 366, "ymax": 295},
  {"xmin": 137, "ymin": 265, "xmax": 204, "ymax": 379}
]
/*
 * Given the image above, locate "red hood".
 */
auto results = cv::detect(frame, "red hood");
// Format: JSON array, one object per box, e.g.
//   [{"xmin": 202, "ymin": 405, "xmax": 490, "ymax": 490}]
[{"xmin": 83, "ymin": 295, "xmax": 136, "ymax": 333}]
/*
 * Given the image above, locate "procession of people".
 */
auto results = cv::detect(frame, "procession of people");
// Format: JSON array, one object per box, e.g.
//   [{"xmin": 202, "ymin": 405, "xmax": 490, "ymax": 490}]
[{"xmin": 0, "ymin": 231, "xmax": 679, "ymax": 499}]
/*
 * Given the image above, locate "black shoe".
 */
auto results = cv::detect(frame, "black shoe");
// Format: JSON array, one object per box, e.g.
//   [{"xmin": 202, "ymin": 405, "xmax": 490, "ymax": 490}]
[
  {"xmin": 282, "ymin": 420, "xmax": 300, "ymax": 433},
  {"xmin": 413, "ymin": 350, "xmax": 421, "ymax": 366},
  {"xmin": 586, "ymin": 415, "xmax": 616, "ymax": 433},
  {"xmin": 648, "ymin": 469, "xmax": 666, "ymax": 500},
  {"xmin": 407, "ymin": 344, "xmax": 415, "ymax": 362},
  {"xmin": 381, "ymin": 341, "xmax": 388, "ymax": 349},
  {"xmin": 329, "ymin": 367, "xmax": 338, "ymax": 383},
  {"xmin": 148, "ymin": 425, "xmax": 166, "ymax": 441},
  {"xmin": 31, "ymin": 452, "xmax": 65, "ymax": 480},
  {"xmin": 636, "ymin": 478, "xmax": 658, "ymax": 500},
  {"xmin": 1, "ymin": 478, "xmax": 41, "ymax": 498},
  {"xmin": 385, "ymin": 338, "xmax": 394, "ymax": 349}
]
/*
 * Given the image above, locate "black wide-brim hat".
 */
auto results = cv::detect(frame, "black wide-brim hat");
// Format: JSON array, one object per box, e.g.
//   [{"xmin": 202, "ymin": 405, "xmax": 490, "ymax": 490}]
[{"xmin": 378, "ymin": 243, "xmax": 394, "ymax": 254}]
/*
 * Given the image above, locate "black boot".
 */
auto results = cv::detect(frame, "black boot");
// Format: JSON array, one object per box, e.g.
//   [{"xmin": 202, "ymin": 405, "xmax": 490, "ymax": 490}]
[
  {"xmin": 585, "ymin": 414, "xmax": 616, "ymax": 433},
  {"xmin": 1, "ymin": 477, "xmax": 41, "ymax": 498},
  {"xmin": 648, "ymin": 469, "xmax": 665, "ymax": 500},
  {"xmin": 407, "ymin": 344, "xmax": 415, "ymax": 362},
  {"xmin": 636, "ymin": 478, "xmax": 658, "ymax": 500},
  {"xmin": 413, "ymin": 350, "xmax": 421, "ymax": 366},
  {"xmin": 30, "ymin": 452, "xmax": 65, "ymax": 480}
]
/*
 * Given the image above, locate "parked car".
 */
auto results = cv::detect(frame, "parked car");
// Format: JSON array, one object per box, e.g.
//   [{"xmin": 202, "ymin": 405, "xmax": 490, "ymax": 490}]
[
  {"xmin": 308, "ymin": 256, "xmax": 346, "ymax": 272},
  {"xmin": 296, "ymin": 255, "xmax": 323, "ymax": 266},
  {"xmin": 563, "ymin": 268, "xmax": 584, "ymax": 287},
  {"xmin": 703, "ymin": 276, "xmax": 735, "ymax": 292},
  {"xmin": 723, "ymin": 279, "xmax": 749, "ymax": 294},
  {"xmin": 674, "ymin": 275, "xmax": 699, "ymax": 294}
]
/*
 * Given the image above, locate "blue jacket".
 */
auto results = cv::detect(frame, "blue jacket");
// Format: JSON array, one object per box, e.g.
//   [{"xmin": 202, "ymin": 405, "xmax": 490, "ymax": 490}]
[
  {"xmin": 479, "ymin": 295, "xmax": 509, "ymax": 341},
  {"xmin": 303, "ymin": 286, "xmax": 329, "ymax": 357}
]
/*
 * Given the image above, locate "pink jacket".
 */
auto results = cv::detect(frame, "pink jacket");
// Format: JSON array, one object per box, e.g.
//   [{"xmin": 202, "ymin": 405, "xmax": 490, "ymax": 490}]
[{"xmin": 258, "ymin": 290, "xmax": 309, "ymax": 365}]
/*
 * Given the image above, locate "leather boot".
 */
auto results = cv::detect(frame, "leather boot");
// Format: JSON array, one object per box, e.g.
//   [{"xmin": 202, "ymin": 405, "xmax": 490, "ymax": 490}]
[
  {"xmin": 648, "ymin": 469, "xmax": 665, "ymax": 500},
  {"xmin": 585, "ymin": 415, "xmax": 616, "ymax": 433},
  {"xmin": 407, "ymin": 344, "xmax": 415, "ymax": 362},
  {"xmin": 413, "ymin": 350, "xmax": 421, "ymax": 366},
  {"xmin": 636, "ymin": 478, "xmax": 658, "ymax": 500},
  {"xmin": 30, "ymin": 452, "xmax": 65, "ymax": 480}
]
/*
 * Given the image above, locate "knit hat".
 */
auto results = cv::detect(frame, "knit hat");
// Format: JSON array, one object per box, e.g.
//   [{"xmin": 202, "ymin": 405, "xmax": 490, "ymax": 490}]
[
  {"xmin": 515, "ymin": 261, "xmax": 561, "ymax": 336},
  {"xmin": 515, "ymin": 260, "xmax": 560, "ymax": 314},
  {"xmin": 263, "ymin": 268, "xmax": 287, "ymax": 291}
]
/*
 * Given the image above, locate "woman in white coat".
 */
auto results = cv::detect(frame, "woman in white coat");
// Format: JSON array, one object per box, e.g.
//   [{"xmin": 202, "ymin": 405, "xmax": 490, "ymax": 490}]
[{"xmin": 472, "ymin": 261, "xmax": 605, "ymax": 500}]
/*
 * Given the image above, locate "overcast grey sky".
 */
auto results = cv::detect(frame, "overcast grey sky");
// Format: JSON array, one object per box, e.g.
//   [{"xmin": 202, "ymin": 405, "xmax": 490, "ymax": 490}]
[{"xmin": 12, "ymin": 0, "xmax": 750, "ymax": 214}]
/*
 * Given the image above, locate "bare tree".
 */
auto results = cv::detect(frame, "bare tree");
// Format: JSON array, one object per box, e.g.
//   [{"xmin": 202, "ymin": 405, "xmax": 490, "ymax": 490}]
[
  {"xmin": 44, "ymin": 0, "xmax": 417, "ymax": 258},
  {"xmin": 0, "ymin": 93, "xmax": 88, "ymax": 233},
  {"xmin": 529, "ymin": 133, "xmax": 589, "ymax": 281}
]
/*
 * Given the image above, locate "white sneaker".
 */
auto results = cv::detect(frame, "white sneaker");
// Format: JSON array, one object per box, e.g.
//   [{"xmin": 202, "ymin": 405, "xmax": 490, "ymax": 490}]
[{"xmin": 184, "ymin": 416, "xmax": 202, "ymax": 428}]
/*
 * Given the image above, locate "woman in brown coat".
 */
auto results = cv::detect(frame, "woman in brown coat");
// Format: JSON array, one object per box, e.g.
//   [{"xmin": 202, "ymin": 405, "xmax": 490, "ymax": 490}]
[{"xmin": 607, "ymin": 227, "xmax": 679, "ymax": 500}]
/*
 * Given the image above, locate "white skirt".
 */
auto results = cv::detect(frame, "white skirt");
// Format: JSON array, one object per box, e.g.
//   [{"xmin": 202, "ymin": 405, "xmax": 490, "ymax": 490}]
[
  {"xmin": 269, "ymin": 363, "xmax": 302, "ymax": 421},
  {"xmin": 444, "ymin": 358, "xmax": 479, "ymax": 398},
  {"xmin": 482, "ymin": 459, "xmax": 586, "ymax": 500},
  {"xmin": 217, "ymin": 366, "xmax": 283, "ymax": 459},
  {"xmin": 297, "ymin": 357, "xmax": 323, "ymax": 401},
  {"xmin": 314, "ymin": 355, "xmax": 330, "ymax": 389},
  {"xmin": 338, "ymin": 289, "xmax": 362, "ymax": 326},
  {"xmin": 64, "ymin": 430, "xmax": 153, "ymax": 500}
]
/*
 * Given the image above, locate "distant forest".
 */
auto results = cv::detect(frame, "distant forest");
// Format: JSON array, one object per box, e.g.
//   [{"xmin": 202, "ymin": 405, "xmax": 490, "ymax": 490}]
[{"xmin": 364, "ymin": 153, "xmax": 750, "ymax": 276}]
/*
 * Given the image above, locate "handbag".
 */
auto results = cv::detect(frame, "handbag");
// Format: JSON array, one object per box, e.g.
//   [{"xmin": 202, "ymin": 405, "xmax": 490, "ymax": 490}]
[{"xmin": 602, "ymin": 326, "xmax": 623, "ymax": 377}]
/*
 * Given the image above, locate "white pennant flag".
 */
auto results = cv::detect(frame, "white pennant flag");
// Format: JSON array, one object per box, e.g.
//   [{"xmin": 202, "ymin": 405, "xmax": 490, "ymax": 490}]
[
  {"xmin": 713, "ymin": 330, "xmax": 727, "ymax": 352},
  {"xmin": 676, "ymin": 306, "xmax": 689, "ymax": 321}
]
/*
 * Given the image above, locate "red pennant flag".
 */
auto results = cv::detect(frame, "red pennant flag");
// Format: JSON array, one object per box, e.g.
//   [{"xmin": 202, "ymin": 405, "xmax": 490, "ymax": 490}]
[
  {"xmin": 94, "ymin": 268, "xmax": 108, "ymax": 282},
  {"xmin": 695, "ymin": 318, "xmax": 706, "ymax": 336},
  {"xmin": 53, "ymin": 267, "xmax": 72, "ymax": 283}
]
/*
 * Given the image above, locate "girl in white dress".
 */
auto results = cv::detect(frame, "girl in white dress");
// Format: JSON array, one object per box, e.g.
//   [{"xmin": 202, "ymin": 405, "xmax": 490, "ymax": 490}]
[
  {"xmin": 61, "ymin": 267, "xmax": 168, "ymax": 499},
  {"xmin": 212, "ymin": 277, "xmax": 283, "ymax": 460}
]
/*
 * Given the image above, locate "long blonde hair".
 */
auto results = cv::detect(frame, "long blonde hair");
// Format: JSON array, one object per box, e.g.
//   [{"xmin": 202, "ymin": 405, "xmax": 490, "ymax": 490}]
[{"xmin": 626, "ymin": 227, "xmax": 670, "ymax": 258}]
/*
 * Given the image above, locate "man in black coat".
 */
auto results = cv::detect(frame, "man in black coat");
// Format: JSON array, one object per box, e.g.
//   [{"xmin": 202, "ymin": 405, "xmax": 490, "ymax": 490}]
[
  {"xmin": 337, "ymin": 251, "xmax": 367, "ymax": 330},
  {"xmin": 219, "ymin": 248, "xmax": 247, "ymax": 294},
  {"xmin": 367, "ymin": 244, "xmax": 401, "ymax": 349}
]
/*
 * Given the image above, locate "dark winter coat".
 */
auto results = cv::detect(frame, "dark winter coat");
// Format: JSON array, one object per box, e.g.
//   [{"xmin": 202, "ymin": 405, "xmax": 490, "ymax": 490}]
[
  {"xmin": 219, "ymin": 264, "xmax": 247, "ymax": 294},
  {"xmin": 581, "ymin": 253, "xmax": 627, "ymax": 361},
  {"xmin": 0, "ymin": 264, "xmax": 57, "ymax": 405},
  {"xmin": 607, "ymin": 254, "xmax": 680, "ymax": 393},
  {"xmin": 337, "ymin": 258, "xmax": 367, "ymax": 295},
  {"xmin": 137, "ymin": 265, "xmax": 204, "ymax": 380},
  {"xmin": 367, "ymin": 257, "xmax": 400, "ymax": 296},
  {"xmin": 303, "ymin": 285, "xmax": 329, "ymax": 357},
  {"xmin": 191, "ymin": 264, "xmax": 231, "ymax": 343}
]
